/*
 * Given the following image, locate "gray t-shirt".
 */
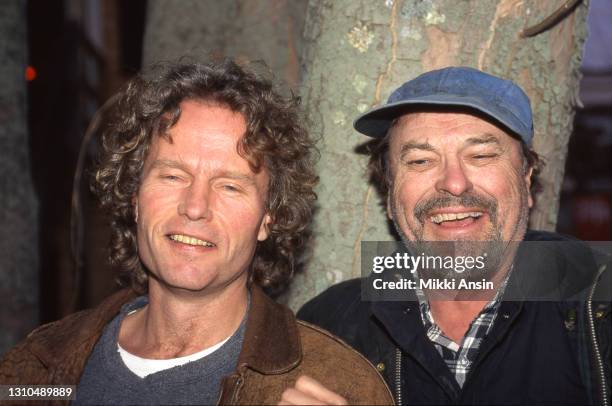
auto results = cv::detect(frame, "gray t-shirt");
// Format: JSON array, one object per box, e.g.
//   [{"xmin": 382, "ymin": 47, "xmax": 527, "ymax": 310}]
[{"xmin": 75, "ymin": 296, "xmax": 246, "ymax": 405}]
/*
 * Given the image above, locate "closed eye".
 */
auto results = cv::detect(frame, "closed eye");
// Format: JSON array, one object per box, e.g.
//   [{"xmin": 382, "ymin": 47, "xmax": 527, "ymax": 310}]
[
  {"xmin": 401, "ymin": 156, "xmax": 436, "ymax": 171},
  {"xmin": 222, "ymin": 184, "xmax": 241, "ymax": 192},
  {"xmin": 472, "ymin": 154, "xmax": 498, "ymax": 159},
  {"xmin": 161, "ymin": 174, "xmax": 181, "ymax": 181}
]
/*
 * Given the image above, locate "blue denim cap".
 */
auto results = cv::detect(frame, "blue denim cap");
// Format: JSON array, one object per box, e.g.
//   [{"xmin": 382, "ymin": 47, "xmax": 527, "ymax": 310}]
[{"xmin": 353, "ymin": 66, "xmax": 533, "ymax": 145}]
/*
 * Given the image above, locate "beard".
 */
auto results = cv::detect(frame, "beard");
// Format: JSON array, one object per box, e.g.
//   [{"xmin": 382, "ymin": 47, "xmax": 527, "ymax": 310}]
[{"xmin": 390, "ymin": 189, "xmax": 530, "ymax": 284}]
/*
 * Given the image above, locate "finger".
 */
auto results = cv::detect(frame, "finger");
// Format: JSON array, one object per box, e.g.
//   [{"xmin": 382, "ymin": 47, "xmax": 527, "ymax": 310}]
[
  {"xmin": 278, "ymin": 390, "xmax": 295, "ymax": 406},
  {"xmin": 278, "ymin": 387, "xmax": 325, "ymax": 406},
  {"xmin": 294, "ymin": 375, "xmax": 348, "ymax": 405}
]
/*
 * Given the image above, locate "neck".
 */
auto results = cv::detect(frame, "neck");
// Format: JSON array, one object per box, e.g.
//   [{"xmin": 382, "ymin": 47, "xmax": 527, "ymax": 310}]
[{"xmin": 118, "ymin": 279, "xmax": 249, "ymax": 359}]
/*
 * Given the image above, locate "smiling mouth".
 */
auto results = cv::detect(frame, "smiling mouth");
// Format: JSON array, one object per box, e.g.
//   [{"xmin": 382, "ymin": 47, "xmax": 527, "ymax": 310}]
[
  {"xmin": 168, "ymin": 234, "xmax": 216, "ymax": 247},
  {"xmin": 430, "ymin": 211, "xmax": 484, "ymax": 225}
]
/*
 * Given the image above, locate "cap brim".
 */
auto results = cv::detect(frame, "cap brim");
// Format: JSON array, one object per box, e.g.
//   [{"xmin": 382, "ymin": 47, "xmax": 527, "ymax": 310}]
[{"xmin": 353, "ymin": 96, "xmax": 529, "ymax": 142}]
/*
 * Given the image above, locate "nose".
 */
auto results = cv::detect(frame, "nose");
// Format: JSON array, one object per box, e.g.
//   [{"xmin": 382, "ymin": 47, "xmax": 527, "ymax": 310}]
[
  {"xmin": 178, "ymin": 182, "xmax": 212, "ymax": 221},
  {"xmin": 435, "ymin": 158, "xmax": 473, "ymax": 196}
]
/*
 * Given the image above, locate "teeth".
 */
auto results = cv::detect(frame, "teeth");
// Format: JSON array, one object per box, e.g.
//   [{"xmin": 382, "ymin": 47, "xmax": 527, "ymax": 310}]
[
  {"xmin": 169, "ymin": 234, "xmax": 215, "ymax": 247},
  {"xmin": 430, "ymin": 212, "xmax": 483, "ymax": 224}
]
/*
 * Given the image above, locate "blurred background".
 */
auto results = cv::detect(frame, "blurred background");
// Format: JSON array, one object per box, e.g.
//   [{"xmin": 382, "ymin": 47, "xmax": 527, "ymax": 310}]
[
  {"xmin": 26, "ymin": 0, "xmax": 147, "ymax": 330},
  {"xmin": 1, "ymin": 0, "xmax": 611, "ymax": 355}
]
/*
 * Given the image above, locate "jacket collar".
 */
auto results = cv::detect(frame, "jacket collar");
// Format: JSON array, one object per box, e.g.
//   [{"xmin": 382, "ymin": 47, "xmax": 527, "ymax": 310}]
[
  {"xmin": 27, "ymin": 285, "xmax": 301, "ymax": 376},
  {"xmin": 236, "ymin": 285, "xmax": 302, "ymax": 374}
]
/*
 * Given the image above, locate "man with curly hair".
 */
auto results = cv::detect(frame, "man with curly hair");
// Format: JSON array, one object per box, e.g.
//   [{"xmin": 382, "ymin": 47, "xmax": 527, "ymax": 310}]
[{"xmin": 0, "ymin": 60, "xmax": 392, "ymax": 405}]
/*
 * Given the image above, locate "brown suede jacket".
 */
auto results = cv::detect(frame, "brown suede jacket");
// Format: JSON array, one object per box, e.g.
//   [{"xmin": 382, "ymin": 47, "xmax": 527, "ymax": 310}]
[{"xmin": 0, "ymin": 286, "xmax": 393, "ymax": 405}]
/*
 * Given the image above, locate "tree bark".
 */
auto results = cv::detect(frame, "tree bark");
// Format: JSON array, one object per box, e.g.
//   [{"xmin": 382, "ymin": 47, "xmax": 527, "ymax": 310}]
[
  {"xmin": 0, "ymin": 1, "xmax": 39, "ymax": 354},
  {"xmin": 142, "ymin": 0, "xmax": 307, "ymax": 92},
  {"xmin": 285, "ymin": 0, "xmax": 588, "ymax": 309}
]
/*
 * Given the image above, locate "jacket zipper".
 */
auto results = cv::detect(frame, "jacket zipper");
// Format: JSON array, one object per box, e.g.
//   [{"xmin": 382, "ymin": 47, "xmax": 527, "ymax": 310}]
[
  {"xmin": 231, "ymin": 376, "xmax": 244, "ymax": 404},
  {"xmin": 587, "ymin": 265, "xmax": 608, "ymax": 406},
  {"xmin": 216, "ymin": 375, "xmax": 243, "ymax": 405},
  {"xmin": 395, "ymin": 347, "xmax": 402, "ymax": 406}
]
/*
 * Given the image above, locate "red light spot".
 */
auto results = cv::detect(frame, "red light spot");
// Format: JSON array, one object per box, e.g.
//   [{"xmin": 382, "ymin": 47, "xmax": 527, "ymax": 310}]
[{"xmin": 25, "ymin": 66, "xmax": 37, "ymax": 81}]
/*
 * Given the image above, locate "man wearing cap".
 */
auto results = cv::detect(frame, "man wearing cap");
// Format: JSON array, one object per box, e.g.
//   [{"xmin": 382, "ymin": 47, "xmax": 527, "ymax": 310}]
[{"xmin": 294, "ymin": 67, "xmax": 612, "ymax": 405}]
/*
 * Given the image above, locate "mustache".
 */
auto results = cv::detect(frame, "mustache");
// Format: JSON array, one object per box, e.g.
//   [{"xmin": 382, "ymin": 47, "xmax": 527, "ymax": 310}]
[{"xmin": 414, "ymin": 192, "xmax": 498, "ymax": 223}]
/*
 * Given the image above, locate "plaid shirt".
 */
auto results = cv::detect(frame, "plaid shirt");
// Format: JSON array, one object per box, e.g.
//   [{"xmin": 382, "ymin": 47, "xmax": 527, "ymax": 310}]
[{"xmin": 415, "ymin": 278, "xmax": 508, "ymax": 388}]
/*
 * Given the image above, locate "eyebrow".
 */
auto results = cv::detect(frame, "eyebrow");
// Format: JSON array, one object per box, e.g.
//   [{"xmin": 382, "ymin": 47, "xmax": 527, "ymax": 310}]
[
  {"xmin": 399, "ymin": 141, "xmax": 436, "ymax": 157},
  {"xmin": 216, "ymin": 171, "xmax": 257, "ymax": 185},
  {"xmin": 399, "ymin": 133, "xmax": 502, "ymax": 156},
  {"xmin": 464, "ymin": 134, "xmax": 501, "ymax": 146},
  {"xmin": 150, "ymin": 159, "xmax": 188, "ymax": 171}
]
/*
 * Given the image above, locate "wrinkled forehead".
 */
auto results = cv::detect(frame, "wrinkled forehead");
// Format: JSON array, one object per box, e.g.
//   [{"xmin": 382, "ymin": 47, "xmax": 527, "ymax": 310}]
[{"xmin": 388, "ymin": 109, "xmax": 521, "ymax": 148}]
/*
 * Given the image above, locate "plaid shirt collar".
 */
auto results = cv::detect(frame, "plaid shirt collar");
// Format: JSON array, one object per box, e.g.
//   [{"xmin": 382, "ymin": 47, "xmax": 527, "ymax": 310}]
[{"xmin": 414, "ymin": 272, "xmax": 510, "ymax": 388}]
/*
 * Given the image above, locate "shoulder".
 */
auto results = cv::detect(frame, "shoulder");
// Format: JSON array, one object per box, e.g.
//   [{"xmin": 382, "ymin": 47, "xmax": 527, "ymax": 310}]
[
  {"xmin": 294, "ymin": 320, "xmax": 393, "ymax": 404},
  {"xmin": 524, "ymin": 229, "xmax": 580, "ymax": 242},
  {"xmin": 297, "ymin": 278, "xmax": 365, "ymax": 327},
  {"xmin": 0, "ymin": 339, "xmax": 47, "ymax": 384},
  {"xmin": 523, "ymin": 230, "xmax": 612, "ymax": 301},
  {"xmin": 525, "ymin": 229, "xmax": 611, "ymax": 276},
  {"xmin": 0, "ymin": 289, "xmax": 136, "ymax": 384},
  {"xmin": 23, "ymin": 288, "xmax": 134, "ymax": 352},
  {"xmin": 0, "ymin": 310, "xmax": 93, "ymax": 384}
]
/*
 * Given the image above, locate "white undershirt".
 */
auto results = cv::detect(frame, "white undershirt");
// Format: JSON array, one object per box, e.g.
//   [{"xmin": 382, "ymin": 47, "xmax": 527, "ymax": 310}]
[
  {"xmin": 118, "ymin": 336, "xmax": 231, "ymax": 378},
  {"xmin": 117, "ymin": 308, "xmax": 232, "ymax": 378}
]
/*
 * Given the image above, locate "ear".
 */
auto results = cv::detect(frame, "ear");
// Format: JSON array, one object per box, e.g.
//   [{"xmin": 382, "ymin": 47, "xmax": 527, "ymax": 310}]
[
  {"xmin": 524, "ymin": 166, "xmax": 534, "ymax": 208},
  {"xmin": 257, "ymin": 213, "xmax": 272, "ymax": 241},
  {"xmin": 386, "ymin": 194, "xmax": 393, "ymax": 220}
]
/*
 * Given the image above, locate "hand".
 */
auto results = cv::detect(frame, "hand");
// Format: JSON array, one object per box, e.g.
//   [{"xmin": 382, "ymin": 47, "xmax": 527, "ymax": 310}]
[{"xmin": 279, "ymin": 375, "xmax": 348, "ymax": 405}]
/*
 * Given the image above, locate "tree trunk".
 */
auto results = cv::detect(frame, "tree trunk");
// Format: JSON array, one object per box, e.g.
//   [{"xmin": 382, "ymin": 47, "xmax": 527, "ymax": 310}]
[
  {"xmin": 285, "ymin": 0, "xmax": 588, "ymax": 309},
  {"xmin": 142, "ymin": 0, "xmax": 307, "ymax": 93},
  {"xmin": 0, "ymin": 1, "xmax": 39, "ymax": 354}
]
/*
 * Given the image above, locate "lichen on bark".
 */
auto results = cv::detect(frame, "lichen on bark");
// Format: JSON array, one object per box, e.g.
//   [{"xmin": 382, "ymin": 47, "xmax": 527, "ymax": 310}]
[{"xmin": 285, "ymin": 0, "xmax": 588, "ymax": 310}]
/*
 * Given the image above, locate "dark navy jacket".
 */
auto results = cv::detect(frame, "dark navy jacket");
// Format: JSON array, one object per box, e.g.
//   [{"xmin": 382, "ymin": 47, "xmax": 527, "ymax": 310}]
[{"xmin": 298, "ymin": 231, "xmax": 612, "ymax": 405}]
